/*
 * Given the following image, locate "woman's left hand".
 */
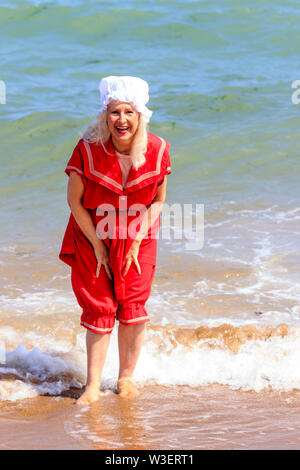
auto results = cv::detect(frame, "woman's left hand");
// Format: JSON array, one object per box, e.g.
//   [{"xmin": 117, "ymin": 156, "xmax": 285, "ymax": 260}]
[{"xmin": 122, "ymin": 240, "xmax": 141, "ymax": 277}]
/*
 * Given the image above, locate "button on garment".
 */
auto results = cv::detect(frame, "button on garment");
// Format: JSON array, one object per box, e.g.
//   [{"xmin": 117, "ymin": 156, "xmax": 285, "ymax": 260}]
[{"xmin": 59, "ymin": 132, "xmax": 171, "ymax": 334}]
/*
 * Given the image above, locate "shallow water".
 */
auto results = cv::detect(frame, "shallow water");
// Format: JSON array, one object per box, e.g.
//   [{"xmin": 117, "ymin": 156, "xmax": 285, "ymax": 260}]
[{"xmin": 1, "ymin": 386, "xmax": 300, "ymax": 450}]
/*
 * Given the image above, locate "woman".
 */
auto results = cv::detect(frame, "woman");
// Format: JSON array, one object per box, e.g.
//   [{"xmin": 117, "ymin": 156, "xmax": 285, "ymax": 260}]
[{"xmin": 59, "ymin": 76, "xmax": 171, "ymax": 405}]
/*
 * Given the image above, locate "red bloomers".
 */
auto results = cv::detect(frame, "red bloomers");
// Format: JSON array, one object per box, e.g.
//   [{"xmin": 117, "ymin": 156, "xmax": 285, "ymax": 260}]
[{"xmin": 69, "ymin": 221, "xmax": 156, "ymax": 334}]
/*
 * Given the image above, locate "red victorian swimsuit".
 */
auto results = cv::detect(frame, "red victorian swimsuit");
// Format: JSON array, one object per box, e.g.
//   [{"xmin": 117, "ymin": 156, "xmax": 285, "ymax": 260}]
[{"xmin": 59, "ymin": 132, "xmax": 171, "ymax": 334}]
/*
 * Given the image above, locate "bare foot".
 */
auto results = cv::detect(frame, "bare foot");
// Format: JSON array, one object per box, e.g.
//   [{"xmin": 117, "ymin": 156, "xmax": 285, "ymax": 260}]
[
  {"xmin": 117, "ymin": 377, "xmax": 140, "ymax": 398},
  {"xmin": 76, "ymin": 385, "xmax": 100, "ymax": 406}
]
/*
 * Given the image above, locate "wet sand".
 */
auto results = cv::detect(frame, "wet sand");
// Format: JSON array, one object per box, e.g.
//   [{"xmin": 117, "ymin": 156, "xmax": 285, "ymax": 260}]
[
  {"xmin": 1, "ymin": 385, "xmax": 300, "ymax": 450},
  {"xmin": 0, "ymin": 396, "xmax": 89, "ymax": 450}
]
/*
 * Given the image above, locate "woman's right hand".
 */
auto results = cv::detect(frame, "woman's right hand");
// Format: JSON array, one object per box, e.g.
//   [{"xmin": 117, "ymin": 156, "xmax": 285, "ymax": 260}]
[{"xmin": 93, "ymin": 239, "xmax": 112, "ymax": 280}]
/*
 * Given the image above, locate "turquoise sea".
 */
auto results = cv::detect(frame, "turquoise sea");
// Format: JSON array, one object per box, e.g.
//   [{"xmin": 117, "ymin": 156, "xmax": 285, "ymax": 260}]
[{"xmin": 0, "ymin": 0, "xmax": 300, "ymax": 449}]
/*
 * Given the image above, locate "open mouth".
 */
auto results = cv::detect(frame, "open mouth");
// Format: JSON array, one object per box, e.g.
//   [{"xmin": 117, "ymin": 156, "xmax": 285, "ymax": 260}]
[{"xmin": 116, "ymin": 126, "xmax": 130, "ymax": 135}]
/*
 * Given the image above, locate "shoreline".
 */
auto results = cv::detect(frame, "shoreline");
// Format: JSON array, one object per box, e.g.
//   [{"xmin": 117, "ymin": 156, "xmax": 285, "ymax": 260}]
[{"xmin": 1, "ymin": 385, "xmax": 300, "ymax": 450}]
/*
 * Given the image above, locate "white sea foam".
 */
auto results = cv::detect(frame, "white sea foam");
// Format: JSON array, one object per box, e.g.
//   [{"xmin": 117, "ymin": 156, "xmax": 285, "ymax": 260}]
[
  {"xmin": 0, "ymin": 380, "xmax": 38, "ymax": 402},
  {"xmin": 0, "ymin": 289, "xmax": 78, "ymax": 315},
  {"xmin": 1, "ymin": 325, "xmax": 300, "ymax": 401},
  {"xmin": 133, "ymin": 326, "xmax": 300, "ymax": 392}
]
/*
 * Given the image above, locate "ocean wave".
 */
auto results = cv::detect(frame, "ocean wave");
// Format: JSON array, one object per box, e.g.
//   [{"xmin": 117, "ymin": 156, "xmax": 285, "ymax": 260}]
[{"xmin": 2, "ymin": 322, "xmax": 300, "ymax": 401}]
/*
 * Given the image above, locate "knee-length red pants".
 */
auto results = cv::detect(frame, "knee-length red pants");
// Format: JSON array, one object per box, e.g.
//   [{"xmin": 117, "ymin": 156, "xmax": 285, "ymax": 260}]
[{"xmin": 69, "ymin": 217, "xmax": 157, "ymax": 335}]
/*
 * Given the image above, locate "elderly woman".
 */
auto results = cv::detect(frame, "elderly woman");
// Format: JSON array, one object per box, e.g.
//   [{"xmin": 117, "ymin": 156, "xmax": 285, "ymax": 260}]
[{"xmin": 59, "ymin": 76, "xmax": 171, "ymax": 405}]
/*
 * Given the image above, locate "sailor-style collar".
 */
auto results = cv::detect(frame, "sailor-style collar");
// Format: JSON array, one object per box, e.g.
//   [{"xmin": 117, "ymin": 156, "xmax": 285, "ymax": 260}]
[{"xmin": 74, "ymin": 132, "xmax": 168, "ymax": 196}]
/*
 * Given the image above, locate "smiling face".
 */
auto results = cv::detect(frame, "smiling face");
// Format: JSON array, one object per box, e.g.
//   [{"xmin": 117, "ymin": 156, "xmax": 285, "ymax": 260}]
[{"xmin": 107, "ymin": 100, "xmax": 140, "ymax": 152}]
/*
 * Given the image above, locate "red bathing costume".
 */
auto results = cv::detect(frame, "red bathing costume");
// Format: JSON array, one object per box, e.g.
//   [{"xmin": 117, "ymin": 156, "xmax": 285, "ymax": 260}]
[{"xmin": 59, "ymin": 132, "xmax": 171, "ymax": 334}]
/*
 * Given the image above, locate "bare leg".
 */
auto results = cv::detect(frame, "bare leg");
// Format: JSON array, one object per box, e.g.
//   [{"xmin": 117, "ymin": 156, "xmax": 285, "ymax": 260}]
[
  {"xmin": 117, "ymin": 323, "xmax": 146, "ymax": 397},
  {"xmin": 77, "ymin": 330, "xmax": 111, "ymax": 406}
]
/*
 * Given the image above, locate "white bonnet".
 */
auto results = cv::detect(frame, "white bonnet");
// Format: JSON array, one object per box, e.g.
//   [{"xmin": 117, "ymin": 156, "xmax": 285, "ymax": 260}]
[{"xmin": 98, "ymin": 75, "xmax": 153, "ymax": 123}]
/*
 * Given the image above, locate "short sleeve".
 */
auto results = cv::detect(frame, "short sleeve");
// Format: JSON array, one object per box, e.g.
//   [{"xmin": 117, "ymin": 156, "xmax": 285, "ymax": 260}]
[
  {"xmin": 65, "ymin": 141, "xmax": 87, "ymax": 186},
  {"xmin": 157, "ymin": 139, "xmax": 171, "ymax": 186},
  {"xmin": 162, "ymin": 140, "xmax": 171, "ymax": 176}
]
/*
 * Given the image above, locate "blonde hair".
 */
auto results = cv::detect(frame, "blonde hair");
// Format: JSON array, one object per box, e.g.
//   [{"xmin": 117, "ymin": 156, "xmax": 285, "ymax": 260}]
[{"xmin": 81, "ymin": 109, "xmax": 148, "ymax": 170}]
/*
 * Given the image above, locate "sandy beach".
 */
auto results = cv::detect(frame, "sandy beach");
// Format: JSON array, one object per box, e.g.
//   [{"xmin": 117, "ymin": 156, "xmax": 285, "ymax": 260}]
[
  {"xmin": 1, "ymin": 385, "xmax": 300, "ymax": 450},
  {"xmin": 1, "ymin": 315, "xmax": 300, "ymax": 450}
]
